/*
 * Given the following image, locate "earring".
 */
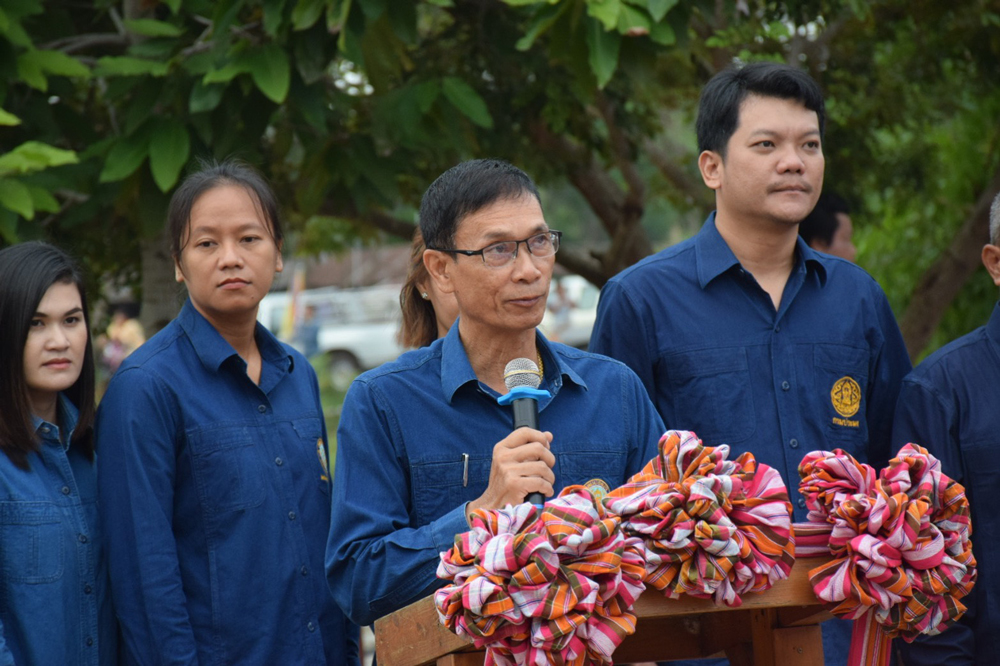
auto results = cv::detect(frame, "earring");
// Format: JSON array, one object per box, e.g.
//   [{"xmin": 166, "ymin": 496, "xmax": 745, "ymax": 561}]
[{"xmin": 421, "ymin": 292, "xmax": 429, "ymax": 300}]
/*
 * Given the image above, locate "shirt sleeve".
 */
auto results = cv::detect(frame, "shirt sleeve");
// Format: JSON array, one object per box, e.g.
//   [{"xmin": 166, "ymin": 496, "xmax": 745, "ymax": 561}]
[
  {"xmin": 96, "ymin": 367, "xmax": 200, "ymax": 665},
  {"xmin": 622, "ymin": 364, "xmax": 665, "ymax": 475},
  {"xmin": 325, "ymin": 379, "xmax": 470, "ymax": 627},
  {"xmin": 590, "ymin": 280, "xmax": 659, "ymax": 416},
  {"xmin": 892, "ymin": 377, "xmax": 974, "ymax": 664},
  {"xmin": 864, "ymin": 289, "xmax": 912, "ymax": 470}
]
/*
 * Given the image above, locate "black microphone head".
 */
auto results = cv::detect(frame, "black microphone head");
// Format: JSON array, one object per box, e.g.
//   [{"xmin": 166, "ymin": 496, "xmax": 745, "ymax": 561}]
[{"xmin": 503, "ymin": 357, "xmax": 541, "ymax": 391}]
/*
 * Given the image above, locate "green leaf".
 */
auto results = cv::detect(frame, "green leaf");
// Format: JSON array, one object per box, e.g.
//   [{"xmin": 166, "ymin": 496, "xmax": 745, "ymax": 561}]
[
  {"xmin": 0, "ymin": 141, "xmax": 79, "ymax": 176},
  {"xmin": 441, "ymin": 77, "xmax": 493, "ymax": 129},
  {"xmin": 585, "ymin": 17, "xmax": 621, "ymax": 88},
  {"xmin": 202, "ymin": 60, "xmax": 250, "ymax": 84},
  {"xmin": 189, "ymin": 80, "xmax": 226, "ymax": 113},
  {"xmin": 162, "ymin": 0, "xmax": 182, "ymax": 14},
  {"xmin": 0, "ymin": 10, "xmax": 31, "ymax": 48},
  {"xmin": 123, "ymin": 18, "xmax": 184, "ymax": 37},
  {"xmin": 31, "ymin": 49, "xmax": 90, "ymax": 78},
  {"xmin": 646, "ymin": 0, "xmax": 678, "ymax": 22},
  {"xmin": 0, "ymin": 208, "xmax": 19, "ymax": 244},
  {"xmin": 0, "ymin": 108, "xmax": 20, "ymax": 126},
  {"xmin": 0, "ymin": 178, "xmax": 35, "ymax": 219},
  {"xmin": 99, "ymin": 133, "xmax": 150, "ymax": 183},
  {"xmin": 292, "ymin": 0, "xmax": 325, "ymax": 30},
  {"xmin": 263, "ymin": 0, "xmax": 286, "ymax": 37},
  {"xmin": 149, "ymin": 120, "xmax": 191, "ymax": 191},
  {"xmin": 617, "ymin": 4, "xmax": 650, "ymax": 34},
  {"xmin": 93, "ymin": 56, "xmax": 169, "ymax": 77},
  {"xmin": 424, "ymin": 0, "xmax": 454, "ymax": 5},
  {"xmin": 586, "ymin": 0, "xmax": 621, "ymax": 32},
  {"xmin": 27, "ymin": 185, "xmax": 59, "ymax": 213},
  {"xmin": 248, "ymin": 45, "xmax": 290, "ymax": 103},
  {"xmin": 648, "ymin": 17, "xmax": 675, "ymax": 45},
  {"xmin": 17, "ymin": 52, "xmax": 47, "ymax": 91},
  {"xmin": 515, "ymin": 3, "xmax": 567, "ymax": 51}
]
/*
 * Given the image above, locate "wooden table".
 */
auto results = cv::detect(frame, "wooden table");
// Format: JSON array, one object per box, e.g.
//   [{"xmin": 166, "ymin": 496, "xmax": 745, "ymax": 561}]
[{"xmin": 374, "ymin": 558, "xmax": 833, "ymax": 665}]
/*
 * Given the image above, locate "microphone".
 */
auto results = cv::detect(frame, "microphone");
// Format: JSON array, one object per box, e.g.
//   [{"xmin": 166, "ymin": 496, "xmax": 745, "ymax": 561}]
[{"xmin": 497, "ymin": 357, "xmax": 552, "ymax": 507}]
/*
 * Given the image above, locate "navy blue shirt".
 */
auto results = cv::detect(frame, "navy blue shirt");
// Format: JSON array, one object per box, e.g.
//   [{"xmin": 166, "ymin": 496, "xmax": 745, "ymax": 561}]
[
  {"xmin": 96, "ymin": 300, "xmax": 358, "ymax": 665},
  {"xmin": 591, "ymin": 214, "xmax": 912, "ymax": 522},
  {"xmin": 0, "ymin": 396, "xmax": 116, "ymax": 666},
  {"xmin": 892, "ymin": 302, "xmax": 1000, "ymax": 666},
  {"xmin": 325, "ymin": 324, "xmax": 664, "ymax": 627}
]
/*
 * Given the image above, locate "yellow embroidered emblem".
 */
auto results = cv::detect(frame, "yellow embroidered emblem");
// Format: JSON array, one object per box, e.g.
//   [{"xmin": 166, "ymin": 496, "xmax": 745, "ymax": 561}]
[
  {"xmin": 585, "ymin": 479, "xmax": 611, "ymax": 501},
  {"xmin": 831, "ymin": 376, "xmax": 862, "ymax": 418},
  {"xmin": 316, "ymin": 438, "xmax": 329, "ymax": 482}
]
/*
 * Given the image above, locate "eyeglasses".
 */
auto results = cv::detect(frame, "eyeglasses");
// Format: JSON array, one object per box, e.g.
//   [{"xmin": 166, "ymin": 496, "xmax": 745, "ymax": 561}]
[{"xmin": 430, "ymin": 231, "xmax": 562, "ymax": 268}]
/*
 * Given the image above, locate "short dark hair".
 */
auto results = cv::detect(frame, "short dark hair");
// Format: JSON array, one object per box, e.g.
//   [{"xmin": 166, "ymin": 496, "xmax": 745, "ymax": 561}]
[
  {"xmin": 799, "ymin": 191, "xmax": 850, "ymax": 246},
  {"xmin": 418, "ymin": 158, "xmax": 541, "ymax": 251},
  {"xmin": 0, "ymin": 242, "xmax": 96, "ymax": 470},
  {"xmin": 696, "ymin": 61, "xmax": 826, "ymax": 156},
  {"xmin": 167, "ymin": 158, "xmax": 282, "ymax": 259}
]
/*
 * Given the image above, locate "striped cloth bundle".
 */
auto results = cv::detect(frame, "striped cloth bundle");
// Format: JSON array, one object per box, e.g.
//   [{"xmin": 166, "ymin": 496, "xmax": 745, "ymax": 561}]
[
  {"xmin": 601, "ymin": 430, "xmax": 795, "ymax": 607},
  {"xmin": 795, "ymin": 444, "xmax": 977, "ymax": 666},
  {"xmin": 435, "ymin": 486, "xmax": 645, "ymax": 665}
]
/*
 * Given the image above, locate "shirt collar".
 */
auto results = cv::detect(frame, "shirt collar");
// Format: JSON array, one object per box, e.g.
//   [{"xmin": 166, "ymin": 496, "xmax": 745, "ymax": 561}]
[
  {"xmin": 695, "ymin": 212, "xmax": 827, "ymax": 288},
  {"xmin": 178, "ymin": 299, "xmax": 294, "ymax": 375},
  {"xmin": 439, "ymin": 320, "xmax": 588, "ymax": 403},
  {"xmin": 30, "ymin": 394, "xmax": 78, "ymax": 450}
]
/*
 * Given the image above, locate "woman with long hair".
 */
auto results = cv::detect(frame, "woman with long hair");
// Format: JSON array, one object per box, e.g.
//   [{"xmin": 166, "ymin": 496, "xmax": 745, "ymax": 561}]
[
  {"xmin": 95, "ymin": 159, "xmax": 358, "ymax": 664},
  {"xmin": 0, "ymin": 242, "xmax": 116, "ymax": 664},
  {"xmin": 398, "ymin": 227, "xmax": 459, "ymax": 347}
]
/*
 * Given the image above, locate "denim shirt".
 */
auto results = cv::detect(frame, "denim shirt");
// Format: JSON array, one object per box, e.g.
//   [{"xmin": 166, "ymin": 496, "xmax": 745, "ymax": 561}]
[
  {"xmin": 591, "ymin": 213, "xmax": 912, "ymax": 522},
  {"xmin": 893, "ymin": 302, "xmax": 1000, "ymax": 666},
  {"xmin": 325, "ymin": 325, "xmax": 665, "ymax": 627},
  {"xmin": 0, "ymin": 395, "xmax": 116, "ymax": 666},
  {"xmin": 96, "ymin": 300, "xmax": 359, "ymax": 665}
]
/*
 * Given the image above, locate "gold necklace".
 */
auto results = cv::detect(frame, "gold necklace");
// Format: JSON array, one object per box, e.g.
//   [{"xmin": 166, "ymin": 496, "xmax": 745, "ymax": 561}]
[{"xmin": 536, "ymin": 350, "xmax": 545, "ymax": 379}]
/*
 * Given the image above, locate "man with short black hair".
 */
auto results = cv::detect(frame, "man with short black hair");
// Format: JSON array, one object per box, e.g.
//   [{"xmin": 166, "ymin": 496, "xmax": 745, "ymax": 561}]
[
  {"xmin": 326, "ymin": 159, "xmax": 664, "ymax": 627},
  {"xmin": 591, "ymin": 61, "xmax": 912, "ymax": 664},
  {"xmin": 892, "ymin": 191, "xmax": 1000, "ymax": 665},
  {"xmin": 799, "ymin": 191, "xmax": 856, "ymax": 262}
]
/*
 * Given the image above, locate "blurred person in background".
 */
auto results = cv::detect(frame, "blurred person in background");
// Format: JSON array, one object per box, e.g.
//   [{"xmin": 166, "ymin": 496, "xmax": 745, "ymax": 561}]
[
  {"xmin": 0, "ymin": 242, "xmax": 117, "ymax": 664},
  {"xmin": 96, "ymin": 159, "xmax": 358, "ymax": 664},
  {"xmin": 798, "ymin": 191, "xmax": 856, "ymax": 262},
  {"xmin": 398, "ymin": 227, "xmax": 459, "ymax": 347},
  {"xmin": 97, "ymin": 304, "xmax": 145, "ymax": 377}
]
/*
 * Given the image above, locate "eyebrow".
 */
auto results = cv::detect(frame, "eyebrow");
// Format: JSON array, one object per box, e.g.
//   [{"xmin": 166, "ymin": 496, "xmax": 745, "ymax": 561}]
[
  {"xmin": 34, "ymin": 306, "xmax": 83, "ymax": 318},
  {"xmin": 478, "ymin": 224, "xmax": 550, "ymax": 244},
  {"xmin": 747, "ymin": 129, "xmax": 821, "ymax": 140},
  {"xmin": 188, "ymin": 221, "xmax": 270, "ymax": 236}
]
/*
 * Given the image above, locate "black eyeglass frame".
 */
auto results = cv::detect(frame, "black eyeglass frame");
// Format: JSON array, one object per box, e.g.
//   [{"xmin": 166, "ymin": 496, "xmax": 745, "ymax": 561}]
[{"xmin": 428, "ymin": 230, "xmax": 562, "ymax": 267}]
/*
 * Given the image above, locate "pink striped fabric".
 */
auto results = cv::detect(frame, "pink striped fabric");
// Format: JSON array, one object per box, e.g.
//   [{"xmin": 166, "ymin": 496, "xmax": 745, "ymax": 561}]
[
  {"xmin": 794, "ymin": 444, "xmax": 977, "ymax": 666},
  {"xmin": 602, "ymin": 430, "xmax": 795, "ymax": 607},
  {"xmin": 435, "ymin": 487, "xmax": 645, "ymax": 665}
]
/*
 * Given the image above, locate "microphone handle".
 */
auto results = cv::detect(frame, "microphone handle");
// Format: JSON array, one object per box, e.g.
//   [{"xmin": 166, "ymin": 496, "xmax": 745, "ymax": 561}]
[{"xmin": 510, "ymin": 397, "xmax": 545, "ymax": 506}]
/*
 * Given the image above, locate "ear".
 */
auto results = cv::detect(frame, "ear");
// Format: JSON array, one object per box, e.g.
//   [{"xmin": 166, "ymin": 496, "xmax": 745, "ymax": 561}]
[
  {"xmin": 982, "ymin": 244, "xmax": 1000, "ymax": 287},
  {"xmin": 423, "ymin": 248, "xmax": 455, "ymax": 295},
  {"xmin": 274, "ymin": 241, "xmax": 284, "ymax": 274},
  {"xmin": 174, "ymin": 257, "xmax": 185, "ymax": 284},
  {"xmin": 698, "ymin": 150, "xmax": 724, "ymax": 191}
]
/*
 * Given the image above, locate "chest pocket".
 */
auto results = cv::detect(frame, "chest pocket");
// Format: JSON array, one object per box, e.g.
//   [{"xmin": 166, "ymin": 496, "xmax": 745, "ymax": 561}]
[
  {"xmin": 409, "ymin": 456, "xmax": 491, "ymax": 527},
  {"xmin": 813, "ymin": 344, "xmax": 869, "ymax": 449},
  {"xmin": 0, "ymin": 502, "xmax": 64, "ymax": 584},
  {"xmin": 188, "ymin": 425, "xmax": 266, "ymax": 513},
  {"xmin": 665, "ymin": 347, "xmax": 755, "ymax": 445}
]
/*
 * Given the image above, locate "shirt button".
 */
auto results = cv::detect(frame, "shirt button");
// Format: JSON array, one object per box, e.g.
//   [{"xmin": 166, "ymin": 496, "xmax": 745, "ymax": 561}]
[
  {"xmin": 781, "ymin": 381, "xmax": 790, "ymax": 391},
  {"xmin": 78, "ymin": 534, "xmax": 88, "ymax": 543},
  {"xmin": 288, "ymin": 511, "xmax": 297, "ymax": 521},
  {"xmin": 300, "ymin": 565, "xmax": 309, "ymax": 576},
  {"xmin": 797, "ymin": 498, "xmax": 806, "ymax": 509},
  {"xmin": 61, "ymin": 486, "xmax": 71, "ymax": 495},
  {"xmin": 84, "ymin": 584, "xmax": 93, "ymax": 594},
  {"xmin": 774, "ymin": 325, "xmax": 781, "ymax": 333},
  {"xmin": 275, "ymin": 457, "xmax": 284, "ymax": 466},
  {"xmin": 307, "ymin": 622, "xmax": 316, "ymax": 632},
  {"xmin": 41, "ymin": 426, "xmax": 51, "ymax": 434},
  {"xmin": 86, "ymin": 637, "xmax": 94, "ymax": 646},
  {"xmin": 257, "ymin": 404, "xmax": 267, "ymax": 413},
  {"xmin": 789, "ymin": 438, "xmax": 799, "ymax": 449}
]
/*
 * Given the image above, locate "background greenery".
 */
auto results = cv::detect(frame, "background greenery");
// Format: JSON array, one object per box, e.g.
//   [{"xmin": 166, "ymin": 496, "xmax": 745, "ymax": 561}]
[{"xmin": 2, "ymin": 0, "xmax": 999, "ymax": 361}]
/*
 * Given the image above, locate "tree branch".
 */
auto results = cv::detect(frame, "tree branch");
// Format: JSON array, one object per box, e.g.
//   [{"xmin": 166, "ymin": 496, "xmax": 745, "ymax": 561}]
[{"xmin": 898, "ymin": 165, "xmax": 1000, "ymax": 359}]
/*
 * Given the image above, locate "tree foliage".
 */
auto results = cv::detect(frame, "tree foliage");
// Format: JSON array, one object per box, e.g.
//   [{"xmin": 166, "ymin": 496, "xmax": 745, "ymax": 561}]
[{"xmin": 1, "ymin": 0, "xmax": 998, "ymax": 357}]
